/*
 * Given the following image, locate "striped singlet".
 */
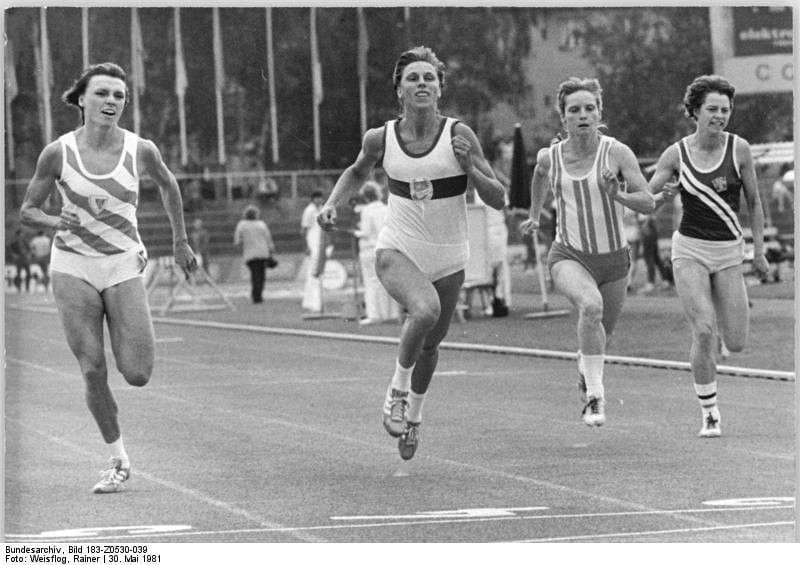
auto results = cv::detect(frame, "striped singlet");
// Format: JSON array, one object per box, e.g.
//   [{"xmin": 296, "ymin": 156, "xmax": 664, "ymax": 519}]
[
  {"xmin": 54, "ymin": 129, "xmax": 145, "ymax": 257},
  {"xmin": 549, "ymin": 135, "xmax": 627, "ymax": 254},
  {"xmin": 378, "ymin": 117, "xmax": 470, "ymax": 277},
  {"xmin": 675, "ymin": 132, "xmax": 743, "ymax": 242}
]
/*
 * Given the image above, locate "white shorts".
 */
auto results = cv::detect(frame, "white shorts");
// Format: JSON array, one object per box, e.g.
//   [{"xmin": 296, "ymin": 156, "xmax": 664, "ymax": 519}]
[
  {"xmin": 376, "ymin": 227, "xmax": 468, "ymax": 282},
  {"xmin": 671, "ymin": 231, "xmax": 744, "ymax": 274},
  {"xmin": 50, "ymin": 246, "xmax": 148, "ymax": 292}
]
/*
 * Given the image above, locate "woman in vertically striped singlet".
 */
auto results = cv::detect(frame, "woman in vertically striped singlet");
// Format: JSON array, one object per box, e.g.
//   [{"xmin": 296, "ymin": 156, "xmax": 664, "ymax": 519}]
[
  {"xmin": 520, "ymin": 78, "xmax": 655, "ymax": 428},
  {"xmin": 648, "ymin": 75, "xmax": 768, "ymax": 438},
  {"xmin": 317, "ymin": 47, "xmax": 505, "ymax": 461},
  {"xmin": 20, "ymin": 63, "xmax": 197, "ymax": 494}
]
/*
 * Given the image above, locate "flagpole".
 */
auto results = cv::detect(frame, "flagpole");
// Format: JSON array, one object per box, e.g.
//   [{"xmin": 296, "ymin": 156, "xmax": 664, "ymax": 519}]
[
  {"xmin": 131, "ymin": 8, "xmax": 141, "ymax": 135},
  {"xmin": 81, "ymin": 7, "xmax": 89, "ymax": 68},
  {"xmin": 5, "ymin": 40, "xmax": 18, "ymax": 172},
  {"xmin": 212, "ymin": 7, "xmax": 226, "ymax": 167},
  {"xmin": 174, "ymin": 8, "xmax": 188, "ymax": 168},
  {"xmin": 357, "ymin": 7, "xmax": 368, "ymax": 136},
  {"xmin": 310, "ymin": 7, "xmax": 321, "ymax": 164},
  {"xmin": 266, "ymin": 8, "xmax": 279, "ymax": 165},
  {"xmin": 39, "ymin": 8, "xmax": 53, "ymax": 144}
]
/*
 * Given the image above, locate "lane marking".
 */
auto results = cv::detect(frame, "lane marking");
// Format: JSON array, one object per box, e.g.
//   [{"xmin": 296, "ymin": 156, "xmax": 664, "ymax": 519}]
[
  {"xmin": 9, "ymin": 304, "xmax": 795, "ymax": 380},
  {"xmin": 330, "ymin": 506, "xmax": 549, "ymax": 521},
  {"xmin": 6, "ymin": 504, "xmax": 794, "ymax": 542},
  {"xmin": 515, "ymin": 520, "xmax": 794, "ymax": 542}
]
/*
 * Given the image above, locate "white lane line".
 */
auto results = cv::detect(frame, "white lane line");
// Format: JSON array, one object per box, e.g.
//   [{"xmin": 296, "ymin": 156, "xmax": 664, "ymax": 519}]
[
  {"xmin": 515, "ymin": 520, "xmax": 795, "ymax": 542},
  {"xmin": 151, "ymin": 315, "xmax": 796, "ymax": 381},
  {"xmin": 6, "ymin": 504, "xmax": 794, "ymax": 543},
  {"xmin": 9, "ymin": 304, "xmax": 794, "ymax": 380},
  {"xmin": 4, "ymin": 418, "xmax": 326, "ymax": 543}
]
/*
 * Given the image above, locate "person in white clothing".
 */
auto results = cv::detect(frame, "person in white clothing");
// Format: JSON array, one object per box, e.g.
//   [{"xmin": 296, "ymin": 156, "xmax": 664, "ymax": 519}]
[
  {"xmin": 29, "ymin": 230, "xmax": 53, "ymax": 291},
  {"xmin": 474, "ymin": 188, "xmax": 511, "ymax": 312},
  {"xmin": 354, "ymin": 181, "xmax": 401, "ymax": 324},
  {"xmin": 520, "ymin": 77, "xmax": 654, "ymax": 427},
  {"xmin": 19, "ymin": 62, "xmax": 196, "ymax": 494},
  {"xmin": 301, "ymin": 189, "xmax": 325, "ymax": 312},
  {"xmin": 317, "ymin": 46, "xmax": 504, "ymax": 460}
]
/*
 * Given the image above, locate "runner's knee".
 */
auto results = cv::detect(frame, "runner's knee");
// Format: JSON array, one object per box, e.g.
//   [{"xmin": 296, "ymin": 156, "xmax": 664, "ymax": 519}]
[
  {"xmin": 406, "ymin": 298, "xmax": 441, "ymax": 330},
  {"xmin": 118, "ymin": 361, "xmax": 152, "ymax": 387}
]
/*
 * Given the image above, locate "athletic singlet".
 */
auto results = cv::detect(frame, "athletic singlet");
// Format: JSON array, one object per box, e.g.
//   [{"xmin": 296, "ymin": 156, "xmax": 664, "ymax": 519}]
[
  {"xmin": 548, "ymin": 135, "xmax": 627, "ymax": 254},
  {"xmin": 381, "ymin": 117, "xmax": 468, "ymax": 247},
  {"xmin": 54, "ymin": 130, "xmax": 145, "ymax": 257},
  {"xmin": 676, "ymin": 132, "xmax": 743, "ymax": 241}
]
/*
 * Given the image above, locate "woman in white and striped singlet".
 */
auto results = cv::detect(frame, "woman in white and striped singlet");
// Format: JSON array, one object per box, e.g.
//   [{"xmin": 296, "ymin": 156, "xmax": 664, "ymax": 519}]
[
  {"xmin": 317, "ymin": 47, "xmax": 505, "ymax": 461},
  {"xmin": 648, "ymin": 75, "xmax": 768, "ymax": 438},
  {"xmin": 20, "ymin": 63, "xmax": 197, "ymax": 494},
  {"xmin": 521, "ymin": 78, "xmax": 655, "ymax": 428}
]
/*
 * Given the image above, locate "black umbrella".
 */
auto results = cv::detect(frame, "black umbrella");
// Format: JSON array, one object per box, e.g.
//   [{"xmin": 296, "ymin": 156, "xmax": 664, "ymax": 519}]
[{"xmin": 508, "ymin": 123, "xmax": 531, "ymax": 210}]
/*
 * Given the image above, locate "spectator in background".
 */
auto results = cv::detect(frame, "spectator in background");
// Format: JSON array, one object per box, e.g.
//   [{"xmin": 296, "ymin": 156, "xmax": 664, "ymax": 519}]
[
  {"xmin": 623, "ymin": 208, "xmax": 641, "ymax": 292},
  {"xmin": 234, "ymin": 205, "xmax": 276, "ymax": 304},
  {"xmin": 301, "ymin": 189, "xmax": 326, "ymax": 313},
  {"xmin": 638, "ymin": 212, "xmax": 671, "ymax": 293},
  {"xmin": 354, "ymin": 181, "xmax": 400, "ymax": 325},
  {"xmin": 474, "ymin": 186, "xmax": 512, "ymax": 313},
  {"xmin": 190, "ymin": 218, "xmax": 211, "ymax": 274},
  {"xmin": 8, "ymin": 229, "xmax": 32, "ymax": 293},
  {"xmin": 771, "ymin": 163, "xmax": 793, "ymax": 214},
  {"xmin": 29, "ymin": 230, "xmax": 53, "ymax": 292}
]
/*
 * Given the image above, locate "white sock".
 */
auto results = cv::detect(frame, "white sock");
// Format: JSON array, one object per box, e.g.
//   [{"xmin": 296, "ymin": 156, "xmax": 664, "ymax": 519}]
[
  {"xmin": 694, "ymin": 382, "xmax": 718, "ymax": 411},
  {"xmin": 407, "ymin": 391, "xmax": 426, "ymax": 423},
  {"xmin": 108, "ymin": 437, "xmax": 129, "ymax": 467},
  {"xmin": 391, "ymin": 359, "xmax": 413, "ymax": 392},
  {"xmin": 577, "ymin": 350, "xmax": 584, "ymax": 375},
  {"xmin": 582, "ymin": 354, "xmax": 605, "ymax": 399}
]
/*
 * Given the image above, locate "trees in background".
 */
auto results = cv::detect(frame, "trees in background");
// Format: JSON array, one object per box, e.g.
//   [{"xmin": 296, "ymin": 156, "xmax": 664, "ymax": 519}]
[{"xmin": 4, "ymin": 6, "xmax": 792, "ymax": 178}]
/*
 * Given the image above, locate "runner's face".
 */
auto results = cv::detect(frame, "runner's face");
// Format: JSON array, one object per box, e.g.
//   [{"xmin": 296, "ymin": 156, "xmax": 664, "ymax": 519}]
[
  {"xmin": 696, "ymin": 92, "xmax": 731, "ymax": 133},
  {"xmin": 80, "ymin": 75, "xmax": 127, "ymax": 125},
  {"xmin": 398, "ymin": 61, "xmax": 440, "ymax": 109},
  {"xmin": 562, "ymin": 90, "xmax": 600, "ymax": 137}
]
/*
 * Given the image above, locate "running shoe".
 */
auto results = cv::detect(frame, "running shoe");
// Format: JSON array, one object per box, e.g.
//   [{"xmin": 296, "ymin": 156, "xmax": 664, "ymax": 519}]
[
  {"xmin": 398, "ymin": 422, "xmax": 420, "ymax": 460},
  {"xmin": 698, "ymin": 407, "xmax": 721, "ymax": 438},
  {"xmin": 581, "ymin": 396, "xmax": 606, "ymax": 427},
  {"xmin": 92, "ymin": 457, "xmax": 130, "ymax": 494},
  {"xmin": 382, "ymin": 387, "xmax": 408, "ymax": 438}
]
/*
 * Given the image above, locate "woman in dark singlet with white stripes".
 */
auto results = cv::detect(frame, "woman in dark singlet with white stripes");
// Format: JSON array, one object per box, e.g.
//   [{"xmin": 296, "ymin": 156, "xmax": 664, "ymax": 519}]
[{"xmin": 648, "ymin": 75, "xmax": 769, "ymax": 438}]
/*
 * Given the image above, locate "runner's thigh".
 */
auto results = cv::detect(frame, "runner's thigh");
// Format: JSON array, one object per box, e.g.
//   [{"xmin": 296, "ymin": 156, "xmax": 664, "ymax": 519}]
[
  {"xmin": 51, "ymin": 272, "xmax": 107, "ymax": 372},
  {"xmin": 103, "ymin": 277, "xmax": 155, "ymax": 379}
]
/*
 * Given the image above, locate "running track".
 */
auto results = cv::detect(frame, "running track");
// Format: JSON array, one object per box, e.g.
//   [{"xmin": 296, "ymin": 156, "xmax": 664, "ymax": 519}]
[{"xmin": 3, "ymin": 302, "xmax": 795, "ymax": 544}]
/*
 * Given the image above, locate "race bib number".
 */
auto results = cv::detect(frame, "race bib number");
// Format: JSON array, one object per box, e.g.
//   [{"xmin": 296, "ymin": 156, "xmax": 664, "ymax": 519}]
[{"xmin": 410, "ymin": 178, "xmax": 433, "ymax": 201}]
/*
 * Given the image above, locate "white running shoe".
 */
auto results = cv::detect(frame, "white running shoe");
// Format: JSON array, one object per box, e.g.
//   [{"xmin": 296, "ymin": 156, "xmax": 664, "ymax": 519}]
[
  {"xmin": 699, "ymin": 407, "xmax": 721, "ymax": 438},
  {"xmin": 382, "ymin": 387, "xmax": 408, "ymax": 438},
  {"xmin": 581, "ymin": 396, "xmax": 606, "ymax": 427},
  {"xmin": 92, "ymin": 457, "xmax": 130, "ymax": 494}
]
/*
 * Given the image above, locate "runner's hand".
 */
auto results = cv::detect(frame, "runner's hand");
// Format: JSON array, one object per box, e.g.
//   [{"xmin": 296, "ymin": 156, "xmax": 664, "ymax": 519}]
[
  {"xmin": 317, "ymin": 205, "xmax": 337, "ymax": 231},
  {"xmin": 174, "ymin": 240, "xmax": 197, "ymax": 279}
]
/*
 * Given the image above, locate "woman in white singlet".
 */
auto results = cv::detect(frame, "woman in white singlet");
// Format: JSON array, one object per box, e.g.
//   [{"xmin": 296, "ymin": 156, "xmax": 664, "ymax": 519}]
[
  {"xmin": 520, "ymin": 77, "xmax": 655, "ymax": 428},
  {"xmin": 648, "ymin": 75, "xmax": 768, "ymax": 438},
  {"xmin": 20, "ymin": 62, "xmax": 197, "ymax": 494},
  {"xmin": 317, "ymin": 46, "xmax": 505, "ymax": 461}
]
